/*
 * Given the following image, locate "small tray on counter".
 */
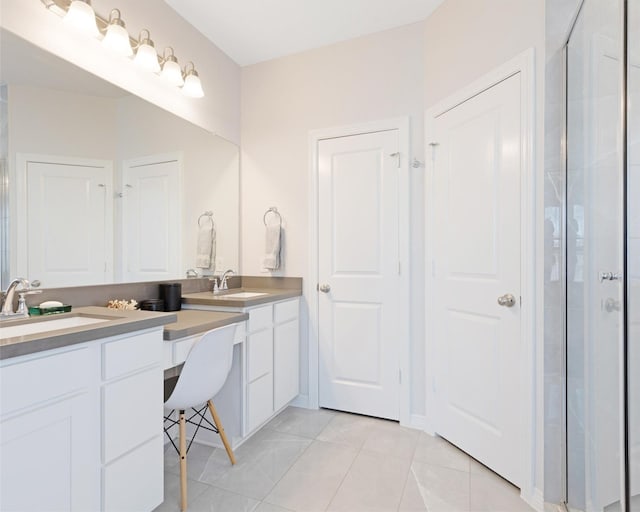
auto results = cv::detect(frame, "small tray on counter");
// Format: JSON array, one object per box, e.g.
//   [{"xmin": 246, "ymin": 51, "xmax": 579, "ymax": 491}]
[{"xmin": 28, "ymin": 305, "xmax": 72, "ymax": 316}]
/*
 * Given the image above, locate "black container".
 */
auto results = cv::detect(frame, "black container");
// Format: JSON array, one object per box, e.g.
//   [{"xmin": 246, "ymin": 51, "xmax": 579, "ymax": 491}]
[
  {"xmin": 139, "ymin": 299, "xmax": 164, "ymax": 311},
  {"xmin": 159, "ymin": 283, "xmax": 182, "ymax": 312}
]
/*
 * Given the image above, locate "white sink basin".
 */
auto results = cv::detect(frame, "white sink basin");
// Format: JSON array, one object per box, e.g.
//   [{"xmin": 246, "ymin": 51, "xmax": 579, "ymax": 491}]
[
  {"xmin": 219, "ymin": 292, "xmax": 269, "ymax": 299},
  {"xmin": 0, "ymin": 316, "xmax": 110, "ymax": 340}
]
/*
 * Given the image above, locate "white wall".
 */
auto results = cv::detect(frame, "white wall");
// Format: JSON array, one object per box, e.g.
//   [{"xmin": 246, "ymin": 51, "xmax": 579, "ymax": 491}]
[
  {"xmin": 0, "ymin": 0, "xmax": 241, "ymax": 144},
  {"xmin": 240, "ymin": 22, "xmax": 425, "ymax": 412}
]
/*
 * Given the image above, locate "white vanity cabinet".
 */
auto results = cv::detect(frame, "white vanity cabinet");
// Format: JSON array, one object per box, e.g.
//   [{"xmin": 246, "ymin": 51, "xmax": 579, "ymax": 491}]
[
  {"xmin": 244, "ymin": 297, "xmax": 300, "ymax": 434},
  {"xmin": 0, "ymin": 327, "xmax": 165, "ymax": 512}
]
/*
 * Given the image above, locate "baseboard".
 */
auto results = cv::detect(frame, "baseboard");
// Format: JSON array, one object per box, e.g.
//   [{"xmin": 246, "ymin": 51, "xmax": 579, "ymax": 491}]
[
  {"xmin": 404, "ymin": 414, "xmax": 426, "ymax": 430},
  {"xmin": 289, "ymin": 394, "xmax": 311, "ymax": 409},
  {"xmin": 522, "ymin": 487, "xmax": 545, "ymax": 512}
]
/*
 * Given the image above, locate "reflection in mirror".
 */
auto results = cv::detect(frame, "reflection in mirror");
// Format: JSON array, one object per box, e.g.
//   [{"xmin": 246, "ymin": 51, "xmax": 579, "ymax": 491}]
[{"xmin": 0, "ymin": 29, "xmax": 239, "ymax": 289}]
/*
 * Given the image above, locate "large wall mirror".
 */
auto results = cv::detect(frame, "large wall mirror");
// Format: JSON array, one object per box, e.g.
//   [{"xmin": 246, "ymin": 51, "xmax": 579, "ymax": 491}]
[{"xmin": 0, "ymin": 28, "xmax": 239, "ymax": 289}]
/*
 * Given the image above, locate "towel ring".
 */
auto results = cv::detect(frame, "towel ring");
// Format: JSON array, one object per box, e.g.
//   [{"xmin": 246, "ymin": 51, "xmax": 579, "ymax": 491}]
[
  {"xmin": 198, "ymin": 211, "xmax": 214, "ymax": 228},
  {"xmin": 263, "ymin": 207, "xmax": 282, "ymax": 227}
]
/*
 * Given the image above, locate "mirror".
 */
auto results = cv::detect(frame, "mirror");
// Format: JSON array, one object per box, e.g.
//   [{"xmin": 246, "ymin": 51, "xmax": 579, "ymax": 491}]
[{"xmin": 0, "ymin": 29, "xmax": 239, "ymax": 289}]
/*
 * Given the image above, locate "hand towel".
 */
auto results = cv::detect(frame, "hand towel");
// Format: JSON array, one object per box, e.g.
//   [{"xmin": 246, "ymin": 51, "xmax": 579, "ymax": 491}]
[
  {"xmin": 196, "ymin": 222, "xmax": 216, "ymax": 269},
  {"xmin": 262, "ymin": 223, "xmax": 281, "ymax": 271}
]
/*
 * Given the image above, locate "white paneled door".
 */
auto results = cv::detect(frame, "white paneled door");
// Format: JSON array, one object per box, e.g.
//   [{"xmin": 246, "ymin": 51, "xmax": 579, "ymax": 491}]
[
  {"xmin": 430, "ymin": 73, "xmax": 523, "ymax": 485},
  {"xmin": 24, "ymin": 157, "xmax": 113, "ymax": 287},
  {"xmin": 318, "ymin": 130, "xmax": 401, "ymax": 420},
  {"xmin": 122, "ymin": 155, "xmax": 181, "ymax": 282}
]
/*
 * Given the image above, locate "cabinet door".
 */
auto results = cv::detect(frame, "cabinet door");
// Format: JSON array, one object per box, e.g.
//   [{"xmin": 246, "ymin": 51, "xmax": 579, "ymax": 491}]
[
  {"xmin": 274, "ymin": 318, "xmax": 300, "ymax": 411},
  {"xmin": 246, "ymin": 373, "xmax": 274, "ymax": 433},
  {"xmin": 0, "ymin": 392, "xmax": 99, "ymax": 512}
]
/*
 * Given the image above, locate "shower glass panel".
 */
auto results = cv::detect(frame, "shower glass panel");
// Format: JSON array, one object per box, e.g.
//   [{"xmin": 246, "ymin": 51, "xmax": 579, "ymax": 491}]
[
  {"xmin": 628, "ymin": 1, "xmax": 640, "ymax": 508},
  {"xmin": 566, "ymin": 0, "xmax": 625, "ymax": 510}
]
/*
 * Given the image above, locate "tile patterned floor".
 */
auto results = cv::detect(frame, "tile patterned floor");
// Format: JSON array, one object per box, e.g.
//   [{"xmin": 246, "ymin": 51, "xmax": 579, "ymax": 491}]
[{"xmin": 155, "ymin": 406, "xmax": 534, "ymax": 512}]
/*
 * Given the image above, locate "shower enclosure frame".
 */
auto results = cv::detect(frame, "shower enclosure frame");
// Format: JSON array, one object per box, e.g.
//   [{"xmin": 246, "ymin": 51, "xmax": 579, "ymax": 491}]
[{"xmin": 562, "ymin": 0, "xmax": 632, "ymax": 510}]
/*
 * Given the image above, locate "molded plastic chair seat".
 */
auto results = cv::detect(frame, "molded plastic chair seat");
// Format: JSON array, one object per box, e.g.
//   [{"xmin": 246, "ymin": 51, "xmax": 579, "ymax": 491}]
[{"xmin": 163, "ymin": 323, "xmax": 238, "ymax": 511}]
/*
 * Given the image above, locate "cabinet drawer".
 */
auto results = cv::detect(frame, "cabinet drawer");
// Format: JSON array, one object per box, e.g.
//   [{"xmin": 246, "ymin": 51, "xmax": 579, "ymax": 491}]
[
  {"xmin": 274, "ymin": 299, "xmax": 299, "ymax": 324},
  {"xmin": 172, "ymin": 334, "xmax": 200, "ymax": 366},
  {"xmin": 246, "ymin": 373, "xmax": 273, "ymax": 433},
  {"xmin": 248, "ymin": 305, "xmax": 272, "ymax": 332},
  {"xmin": 102, "ymin": 330, "xmax": 162, "ymax": 381},
  {"xmin": 1, "ymin": 347, "xmax": 90, "ymax": 414},
  {"xmin": 102, "ymin": 368, "xmax": 162, "ymax": 463},
  {"xmin": 103, "ymin": 435, "xmax": 163, "ymax": 512},
  {"xmin": 247, "ymin": 329, "xmax": 273, "ymax": 381}
]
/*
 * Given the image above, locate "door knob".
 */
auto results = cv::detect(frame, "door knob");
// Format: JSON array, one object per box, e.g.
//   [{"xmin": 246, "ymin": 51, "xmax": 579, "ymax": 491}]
[
  {"xmin": 599, "ymin": 271, "xmax": 622, "ymax": 282},
  {"xmin": 497, "ymin": 293, "xmax": 516, "ymax": 307},
  {"xmin": 319, "ymin": 284, "xmax": 331, "ymax": 293}
]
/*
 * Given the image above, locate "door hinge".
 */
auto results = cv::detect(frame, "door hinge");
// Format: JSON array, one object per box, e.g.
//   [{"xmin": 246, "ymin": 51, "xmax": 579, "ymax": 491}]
[
  {"xmin": 399, "ymin": 369, "xmax": 402, "ymax": 384},
  {"xmin": 390, "ymin": 152, "xmax": 401, "ymax": 168}
]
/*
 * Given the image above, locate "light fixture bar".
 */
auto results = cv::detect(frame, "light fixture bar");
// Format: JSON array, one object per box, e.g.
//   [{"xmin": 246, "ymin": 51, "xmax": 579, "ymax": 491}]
[{"xmin": 40, "ymin": 0, "xmax": 204, "ymax": 98}]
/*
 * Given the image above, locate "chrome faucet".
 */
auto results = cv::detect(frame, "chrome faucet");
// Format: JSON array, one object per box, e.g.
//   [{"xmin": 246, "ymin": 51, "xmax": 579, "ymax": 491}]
[
  {"xmin": 220, "ymin": 269, "xmax": 235, "ymax": 291},
  {"xmin": 1, "ymin": 278, "xmax": 41, "ymax": 318}
]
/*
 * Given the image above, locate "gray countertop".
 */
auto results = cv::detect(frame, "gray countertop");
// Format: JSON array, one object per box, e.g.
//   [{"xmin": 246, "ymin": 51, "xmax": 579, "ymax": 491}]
[
  {"xmin": 163, "ymin": 310, "xmax": 248, "ymax": 340},
  {"xmin": 0, "ymin": 307, "xmax": 177, "ymax": 360},
  {"xmin": 181, "ymin": 288, "xmax": 301, "ymax": 308}
]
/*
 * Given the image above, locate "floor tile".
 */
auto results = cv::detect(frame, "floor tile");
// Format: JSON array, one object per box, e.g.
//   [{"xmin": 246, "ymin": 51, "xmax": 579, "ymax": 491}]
[
  {"xmin": 188, "ymin": 485, "xmax": 260, "ymax": 512},
  {"xmin": 254, "ymin": 502, "xmax": 294, "ymax": 512},
  {"xmin": 154, "ymin": 472, "xmax": 211, "ymax": 512},
  {"xmin": 412, "ymin": 433, "xmax": 471, "ymax": 472},
  {"xmin": 362, "ymin": 420, "xmax": 420, "ymax": 460},
  {"xmin": 327, "ymin": 449, "xmax": 411, "ymax": 512},
  {"xmin": 265, "ymin": 440, "xmax": 358, "ymax": 511},
  {"xmin": 407, "ymin": 460, "xmax": 470, "ymax": 512},
  {"xmin": 265, "ymin": 406, "xmax": 336, "ymax": 439},
  {"xmin": 469, "ymin": 464, "xmax": 533, "ymax": 512},
  {"xmin": 316, "ymin": 412, "xmax": 379, "ymax": 449},
  {"xmin": 398, "ymin": 469, "xmax": 428, "ymax": 512},
  {"xmin": 206, "ymin": 430, "xmax": 312, "ymax": 500}
]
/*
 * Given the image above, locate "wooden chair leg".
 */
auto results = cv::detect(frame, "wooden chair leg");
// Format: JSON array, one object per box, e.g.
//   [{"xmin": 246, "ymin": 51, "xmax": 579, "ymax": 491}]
[
  {"xmin": 179, "ymin": 411, "xmax": 188, "ymax": 512},
  {"xmin": 207, "ymin": 400, "xmax": 236, "ymax": 465}
]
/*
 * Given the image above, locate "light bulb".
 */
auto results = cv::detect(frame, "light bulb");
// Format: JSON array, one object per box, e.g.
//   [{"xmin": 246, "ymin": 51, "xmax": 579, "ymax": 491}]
[
  {"xmin": 182, "ymin": 64, "xmax": 204, "ymax": 98},
  {"xmin": 63, "ymin": 0, "xmax": 99, "ymax": 38},
  {"xmin": 134, "ymin": 30, "xmax": 160, "ymax": 73},
  {"xmin": 102, "ymin": 10, "xmax": 133, "ymax": 57},
  {"xmin": 160, "ymin": 48, "xmax": 184, "ymax": 87}
]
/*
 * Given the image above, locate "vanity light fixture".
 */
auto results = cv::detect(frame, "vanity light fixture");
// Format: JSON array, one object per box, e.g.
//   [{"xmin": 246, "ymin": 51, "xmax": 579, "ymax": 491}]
[
  {"xmin": 101, "ymin": 9, "xmax": 133, "ymax": 57},
  {"xmin": 160, "ymin": 47, "xmax": 185, "ymax": 87},
  {"xmin": 41, "ymin": 0, "xmax": 204, "ymax": 98},
  {"xmin": 182, "ymin": 62, "xmax": 205, "ymax": 98},
  {"xmin": 63, "ymin": 0, "xmax": 100, "ymax": 38},
  {"xmin": 133, "ymin": 29, "xmax": 160, "ymax": 73}
]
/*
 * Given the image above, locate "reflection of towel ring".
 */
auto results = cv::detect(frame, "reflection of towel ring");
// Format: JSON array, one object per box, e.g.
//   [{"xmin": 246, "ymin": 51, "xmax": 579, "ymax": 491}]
[
  {"xmin": 263, "ymin": 206, "xmax": 282, "ymax": 226},
  {"xmin": 198, "ymin": 211, "xmax": 214, "ymax": 228}
]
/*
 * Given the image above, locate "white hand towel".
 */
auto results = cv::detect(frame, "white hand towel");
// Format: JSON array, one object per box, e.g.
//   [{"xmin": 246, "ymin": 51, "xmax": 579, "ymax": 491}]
[
  {"xmin": 196, "ymin": 223, "xmax": 215, "ymax": 269},
  {"xmin": 262, "ymin": 223, "xmax": 281, "ymax": 271}
]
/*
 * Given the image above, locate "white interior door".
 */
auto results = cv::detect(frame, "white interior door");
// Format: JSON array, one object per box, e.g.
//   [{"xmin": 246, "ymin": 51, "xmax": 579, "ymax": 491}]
[
  {"xmin": 318, "ymin": 130, "xmax": 401, "ymax": 420},
  {"xmin": 430, "ymin": 73, "xmax": 523, "ymax": 485},
  {"xmin": 122, "ymin": 155, "xmax": 181, "ymax": 282},
  {"xmin": 23, "ymin": 156, "xmax": 113, "ymax": 287}
]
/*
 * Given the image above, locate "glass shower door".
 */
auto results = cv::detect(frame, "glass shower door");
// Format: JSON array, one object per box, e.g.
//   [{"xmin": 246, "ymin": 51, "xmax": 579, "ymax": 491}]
[{"xmin": 566, "ymin": 0, "xmax": 626, "ymax": 510}]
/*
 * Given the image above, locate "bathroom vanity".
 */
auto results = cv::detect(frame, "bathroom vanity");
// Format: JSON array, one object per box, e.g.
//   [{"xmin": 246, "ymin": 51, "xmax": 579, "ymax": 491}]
[
  {"xmin": 0, "ymin": 279, "xmax": 302, "ymax": 512},
  {"xmin": 0, "ymin": 308, "xmax": 176, "ymax": 512}
]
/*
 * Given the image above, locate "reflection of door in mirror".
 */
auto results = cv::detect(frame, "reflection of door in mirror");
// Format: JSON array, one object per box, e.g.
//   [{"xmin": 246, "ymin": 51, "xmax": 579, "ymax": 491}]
[
  {"xmin": 121, "ymin": 154, "xmax": 181, "ymax": 282},
  {"xmin": 19, "ymin": 154, "xmax": 113, "ymax": 288}
]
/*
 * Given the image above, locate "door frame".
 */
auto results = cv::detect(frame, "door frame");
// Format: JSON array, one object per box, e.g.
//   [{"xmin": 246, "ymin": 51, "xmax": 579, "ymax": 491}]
[
  {"xmin": 425, "ymin": 49, "xmax": 541, "ymax": 507},
  {"xmin": 307, "ymin": 117, "xmax": 411, "ymax": 427}
]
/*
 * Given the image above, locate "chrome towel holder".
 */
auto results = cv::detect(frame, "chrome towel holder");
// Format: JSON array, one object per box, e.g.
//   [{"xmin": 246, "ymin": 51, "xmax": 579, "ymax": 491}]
[
  {"xmin": 198, "ymin": 211, "xmax": 214, "ymax": 228},
  {"xmin": 263, "ymin": 206, "xmax": 282, "ymax": 226}
]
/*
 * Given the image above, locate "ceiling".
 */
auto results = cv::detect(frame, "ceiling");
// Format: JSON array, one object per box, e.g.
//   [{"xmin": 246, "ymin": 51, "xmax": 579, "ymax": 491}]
[{"xmin": 164, "ymin": 0, "xmax": 444, "ymax": 66}]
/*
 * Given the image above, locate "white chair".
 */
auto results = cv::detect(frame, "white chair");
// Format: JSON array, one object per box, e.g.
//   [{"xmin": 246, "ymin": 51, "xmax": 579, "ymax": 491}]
[{"xmin": 163, "ymin": 324, "xmax": 237, "ymax": 511}]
